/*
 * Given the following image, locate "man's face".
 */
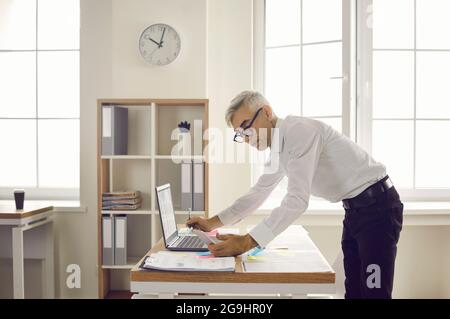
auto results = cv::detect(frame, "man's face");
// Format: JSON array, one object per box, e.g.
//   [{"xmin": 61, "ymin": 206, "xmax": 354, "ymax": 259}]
[{"xmin": 231, "ymin": 105, "xmax": 273, "ymax": 151}]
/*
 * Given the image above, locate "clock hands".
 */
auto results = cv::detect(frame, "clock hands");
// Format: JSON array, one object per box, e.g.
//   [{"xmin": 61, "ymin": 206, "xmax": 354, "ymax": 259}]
[
  {"xmin": 144, "ymin": 27, "xmax": 166, "ymax": 50},
  {"xmin": 158, "ymin": 27, "xmax": 166, "ymax": 48},
  {"xmin": 145, "ymin": 35, "xmax": 160, "ymax": 47}
]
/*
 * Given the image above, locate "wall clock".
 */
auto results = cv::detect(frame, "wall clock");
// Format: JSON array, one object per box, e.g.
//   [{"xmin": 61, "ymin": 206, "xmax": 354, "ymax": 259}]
[{"xmin": 139, "ymin": 23, "xmax": 181, "ymax": 65}]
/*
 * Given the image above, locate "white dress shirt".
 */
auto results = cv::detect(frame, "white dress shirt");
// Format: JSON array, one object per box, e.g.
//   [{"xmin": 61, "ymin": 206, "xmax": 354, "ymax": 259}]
[{"xmin": 217, "ymin": 116, "xmax": 386, "ymax": 248}]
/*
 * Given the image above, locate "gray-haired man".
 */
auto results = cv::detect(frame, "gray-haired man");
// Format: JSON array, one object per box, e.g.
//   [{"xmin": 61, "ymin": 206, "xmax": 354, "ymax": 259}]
[{"xmin": 187, "ymin": 91, "xmax": 403, "ymax": 299}]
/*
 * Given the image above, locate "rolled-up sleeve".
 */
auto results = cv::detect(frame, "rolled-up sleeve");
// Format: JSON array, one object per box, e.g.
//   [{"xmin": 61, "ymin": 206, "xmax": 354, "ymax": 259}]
[
  {"xmin": 249, "ymin": 124, "xmax": 323, "ymax": 248},
  {"xmin": 217, "ymin": 159, "xmax": 285, "ymax": 226}
]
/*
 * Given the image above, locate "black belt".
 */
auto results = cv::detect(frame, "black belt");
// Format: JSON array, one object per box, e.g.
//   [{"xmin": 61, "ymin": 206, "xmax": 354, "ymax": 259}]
[{"xmin": 342, "ymin": 176, "xmax": 393, "ymax": 210}]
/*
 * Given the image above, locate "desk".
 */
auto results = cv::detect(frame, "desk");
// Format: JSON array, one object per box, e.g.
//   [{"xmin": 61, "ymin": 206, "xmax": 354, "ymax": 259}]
[
  {"xmin": 0, "ymin": 204, "xmax": 54, "ymax": 299},
  {"xmin": 130, "ymin": 226, "xmax": 335, "ymax": 299}
]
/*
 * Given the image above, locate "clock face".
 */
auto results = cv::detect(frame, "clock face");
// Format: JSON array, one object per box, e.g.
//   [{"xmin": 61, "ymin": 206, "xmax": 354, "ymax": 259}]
[{"xmin": 139, "ymin": 24, "xmax": 181, "ymax": 65}]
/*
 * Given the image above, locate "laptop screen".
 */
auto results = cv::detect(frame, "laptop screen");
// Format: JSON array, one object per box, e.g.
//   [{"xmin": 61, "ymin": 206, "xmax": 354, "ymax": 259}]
[{"xmin": 156, "ymin": 184, "xmax": 178, "ymax": 244}]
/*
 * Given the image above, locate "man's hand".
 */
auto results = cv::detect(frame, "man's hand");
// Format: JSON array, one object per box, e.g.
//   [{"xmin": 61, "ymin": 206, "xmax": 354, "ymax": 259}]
[
  {"xmin": 186, "ymin": 215, "xmax": 223, "ymax": 232},
  {"xmin": 208, "ymin": 234, "xmax": 259, "ymax": 257}
]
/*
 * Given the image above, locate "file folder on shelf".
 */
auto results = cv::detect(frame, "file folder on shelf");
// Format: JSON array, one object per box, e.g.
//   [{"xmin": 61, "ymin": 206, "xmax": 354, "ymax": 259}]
[
  {"xmin": 102, "ymin": 215, "xmax": 115, "ymax": 265},
  {"xmin": 193, "ymin": 160, "xmax": 204, "ymax": 211},
  {"xmin": 114, "ymin": 215, "xmax": 127, "ymax": 265},
  {"xmin": 181, "ymin": 160, "xmax": 193, "ymax": 210},
  {"xmin": 102, "ymin": 105, "xmax": 128, "ymax": 155}
]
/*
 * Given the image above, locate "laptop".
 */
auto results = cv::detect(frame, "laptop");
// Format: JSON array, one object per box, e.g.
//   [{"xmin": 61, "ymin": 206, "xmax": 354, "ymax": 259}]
[{"xmin": 156, "ymin": 184, "xmax": 208, "ymax": 252}]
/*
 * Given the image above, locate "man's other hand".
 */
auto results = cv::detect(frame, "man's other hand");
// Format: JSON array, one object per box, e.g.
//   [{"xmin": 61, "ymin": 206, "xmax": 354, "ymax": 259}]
[{"xmin": 208, "ymin": 234, "xmax": 258, "ymax": 257}]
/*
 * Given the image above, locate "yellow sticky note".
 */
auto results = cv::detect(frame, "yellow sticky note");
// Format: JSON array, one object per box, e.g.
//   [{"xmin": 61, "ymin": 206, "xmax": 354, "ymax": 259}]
[{"xmin": 247, "ymin": 256, "xmax": 266, "ymax": 261}]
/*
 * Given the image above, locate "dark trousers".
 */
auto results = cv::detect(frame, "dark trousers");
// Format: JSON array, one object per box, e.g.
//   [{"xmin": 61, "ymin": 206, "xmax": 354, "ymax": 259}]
[{"xmin": 341, "ymin": 186, "xmax": 403, "ymax": 299}]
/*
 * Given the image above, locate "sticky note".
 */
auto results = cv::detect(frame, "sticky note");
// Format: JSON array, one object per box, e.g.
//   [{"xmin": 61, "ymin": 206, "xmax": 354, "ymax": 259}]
[
  {"xmin": 207, "ymin": 229, "xmax": 219, "ymax": 236},
  {"xmin": 196, "ymin": 251, "xmax": 212, "ymax": 256},
  {"xmin": 247, "ymin": 256, "xmax": 266, "ymax": 261},
  {"xmin": 248, "ymin": 247, "xmax": 264, "ymax": 256},
  {"xmin": 196, "ymin": 254, "xmax": 215, "ymax": 259}
]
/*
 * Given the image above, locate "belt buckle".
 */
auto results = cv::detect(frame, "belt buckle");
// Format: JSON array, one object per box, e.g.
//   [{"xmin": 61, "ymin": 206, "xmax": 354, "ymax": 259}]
[{"xmin": 384, "ymin": 178, "xmax": 393, "ymax": 190}]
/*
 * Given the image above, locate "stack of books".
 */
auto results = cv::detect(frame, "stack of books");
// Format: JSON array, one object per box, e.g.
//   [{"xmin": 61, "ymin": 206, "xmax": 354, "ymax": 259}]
[{"xmin": 102, "ymin": 191, "xmax": 142, "ymax": 210}]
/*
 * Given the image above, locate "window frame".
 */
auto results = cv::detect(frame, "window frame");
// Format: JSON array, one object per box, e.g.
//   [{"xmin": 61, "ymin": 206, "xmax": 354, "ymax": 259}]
[
  {"xmin": 252, "ymin": 0, "xmax": 354, "ymax": 207},
  {"xmin": 357, "ymin": 0, "xmax": 450, "ymax": 201},
  {"xmin": 0, "ymin": 0, "xmax": 80, "ymax": 201},
  {"xmin": 254, "ymin": 0, "xmax": 450, "ymax": 203}
]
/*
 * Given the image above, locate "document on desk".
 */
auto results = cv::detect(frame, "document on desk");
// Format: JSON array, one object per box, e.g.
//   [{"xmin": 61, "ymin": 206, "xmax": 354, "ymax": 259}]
[
  {"xmin": 140, "ymin": 251, "xmax": 235, "ymax": 272},
  {"xmin": 242, "ymin": 250, "xmax": 333, "ymax": 273}
]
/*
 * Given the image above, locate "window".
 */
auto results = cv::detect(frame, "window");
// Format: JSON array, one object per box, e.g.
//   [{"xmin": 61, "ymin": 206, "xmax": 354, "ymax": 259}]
[
  {"xmin": 0, "ymin": 0, "xmax": 80, "ymax": 200},
  {"xmin": 263, "ymin": 0, "xmax": 345, "ymax": 131},
  {"xmin": 256, "ymin": 0, "xmax": 450, "ymax": 205},
  {"xmin": 359, "ymin": 0, "xmax": 450, "ymax": 200},
  {"xmin": 254, "ymin": 0, "xmax": 350, "ymax": 208}
]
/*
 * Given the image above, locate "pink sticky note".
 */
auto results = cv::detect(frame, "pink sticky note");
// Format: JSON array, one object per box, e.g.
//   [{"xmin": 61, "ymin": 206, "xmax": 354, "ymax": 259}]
[
  {"xmin": 196, "ymin": 254, "xmax": 215, "ymax": 259},
  {"xmin": 207, "ymin": 229, "xmax": 219, "ymax": 236}
]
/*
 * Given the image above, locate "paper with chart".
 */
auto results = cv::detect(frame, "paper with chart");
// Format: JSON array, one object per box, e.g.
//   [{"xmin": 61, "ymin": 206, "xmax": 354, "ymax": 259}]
[
  {"xmin": 141, "ymin": 251, "xmax": 235, "ymax": 272},
  {"xmin": 242, "ymin": 250, "xmax": 333, "ymax": 273},
  {"xmin": 242, "ymin": 225, "xmax": 333, "ymax": 273}
]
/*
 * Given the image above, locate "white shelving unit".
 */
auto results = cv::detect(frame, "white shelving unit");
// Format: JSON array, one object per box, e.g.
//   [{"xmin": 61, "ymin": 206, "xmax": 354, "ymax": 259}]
[{"xmin": 97, "ymin": 99, "xmax": 209, "ymax": 298}]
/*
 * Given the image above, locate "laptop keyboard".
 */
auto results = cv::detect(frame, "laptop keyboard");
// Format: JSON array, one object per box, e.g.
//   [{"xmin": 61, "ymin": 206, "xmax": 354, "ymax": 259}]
[{"xmin": 174, "ymin": 236, "xmax": 205, "ymax": 248}]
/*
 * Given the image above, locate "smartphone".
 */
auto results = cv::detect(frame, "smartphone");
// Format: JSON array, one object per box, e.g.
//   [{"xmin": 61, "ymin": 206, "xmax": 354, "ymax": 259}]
[{"xmin": 192, "ymin": 229, "xmax": 222, "ymax": 245}]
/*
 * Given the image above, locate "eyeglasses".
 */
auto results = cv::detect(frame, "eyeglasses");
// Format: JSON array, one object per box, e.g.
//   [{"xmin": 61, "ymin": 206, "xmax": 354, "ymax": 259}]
[{"xmin": 233, "ymin": 108, "xmax": 263, "ymax": 143}]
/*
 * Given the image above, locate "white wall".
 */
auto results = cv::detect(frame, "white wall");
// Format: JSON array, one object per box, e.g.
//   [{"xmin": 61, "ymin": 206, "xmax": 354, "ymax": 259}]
[
  {"xmin": 53, "ymin": 0, "xmax": 113, "ymax": 298},
  {"xmin": 110, "ymin": 0, "xmax": 207, "ymax": 98},
  {"xmin": 443, "ymin": 231, "xmax": 450, "ymax": 297},
  {"xmin": 55, "ymin": 0, "xmax": 207, "ymax": 298},
  {"xmin": 207, "ymin": 0, "xmax": 254, "ymax": 213},
  {"xmin": 49, "ymin": 0, "xmax": 450, "ymax": 298}
]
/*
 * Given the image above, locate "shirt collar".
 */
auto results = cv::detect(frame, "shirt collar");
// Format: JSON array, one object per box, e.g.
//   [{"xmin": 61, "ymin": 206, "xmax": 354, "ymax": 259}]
[{"xmin": 270, "ymin": 117, "xmax": 285, "ymax": 154}]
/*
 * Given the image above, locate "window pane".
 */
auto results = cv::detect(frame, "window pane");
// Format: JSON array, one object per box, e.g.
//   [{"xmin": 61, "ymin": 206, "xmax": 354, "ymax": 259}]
[
  {"xmin": 265, "ymin": 47, "xmax": 301, "ymax": 118},
  {"xmin": 303, "ymin": 42, "xmax": 342, "ymax": 117},
  {"xmin": 38, "ymin": 119, "xmax": 79, "ymax": 188},
  {"xmin": 373, "ymin": 0, "xmax": 414, "ymax": 49},
  {"xmin": 0, "ymin": 52, "xmax": 36, "ymax": 117},
  {"xmin": 311, "ymin": 117, "xmax": 342, "ymax": 133},
  {"xmin": 416, "ymin": 52, "xmax": 450, "ymax": 119},
  {"xmin": 302, "ymin": 0, "xmax": 342, "ymax": 43},
  {"xmin": 38, "ymin": 51, "xmax": 80, "ymax": 118},
  {"xmin": 372, "ymin": 120, "xmax": 413, "ymax": 188},
  {"xmin": 416, "ymin": 121, "xmax": 450, "ymax": 188},
  {"xmin": 373, "ymin": 51, "xmax": 414, "ymax": 119},
  {"xmin": 38, "ymin": 0, "xmax": 80, "ymax": 50},
  {"xmin": 0, "ymin": 120, "xmax": 36, "ymax": 187},
  {"xmin": 417, "ymin": 0, "xmax": 450, "ymax": 49},
  {"xmin": 0, "ymin": 0, "xmax": 36, "ymax": 50},
  {"xmin": 265, "ymin": 0, "xmax": 300, "ymax": 47}
]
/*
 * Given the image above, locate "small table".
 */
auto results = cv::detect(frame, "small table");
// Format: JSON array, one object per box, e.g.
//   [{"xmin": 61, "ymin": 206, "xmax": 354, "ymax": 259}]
[
  {"xmin": 130, "ymin": 226, "xmax": 335, "ymax": 299},
  {"xmin": 0, "ymin": 204, "xmax": 54, "ymax": 299}
]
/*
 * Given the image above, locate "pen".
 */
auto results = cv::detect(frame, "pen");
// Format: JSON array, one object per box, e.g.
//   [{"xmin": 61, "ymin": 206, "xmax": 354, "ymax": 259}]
[{"xmin": 188, "ymin": 208, "xmax": 192, "ymax": 233}]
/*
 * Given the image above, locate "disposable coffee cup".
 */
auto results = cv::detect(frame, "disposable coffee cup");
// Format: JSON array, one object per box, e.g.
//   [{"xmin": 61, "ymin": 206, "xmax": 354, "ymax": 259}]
[{"xmin": 14, "ymin": 189, "xmax": 25, "ymax": 210}]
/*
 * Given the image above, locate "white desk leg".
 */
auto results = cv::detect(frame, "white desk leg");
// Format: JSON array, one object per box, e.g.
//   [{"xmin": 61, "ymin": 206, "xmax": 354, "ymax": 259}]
[
  {"xmin": 12, "ymin": 227, "xmax": 25, "ymax": 299},
  {"xmin": 42, "ymin": 221, "xmax": 55, "ymax": 298}
]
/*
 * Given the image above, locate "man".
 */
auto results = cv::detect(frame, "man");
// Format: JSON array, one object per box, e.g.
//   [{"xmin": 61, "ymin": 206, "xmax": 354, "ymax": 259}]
[{"xmin": 187, "ymin": 91, "xmax": 403, "ymax": 299}]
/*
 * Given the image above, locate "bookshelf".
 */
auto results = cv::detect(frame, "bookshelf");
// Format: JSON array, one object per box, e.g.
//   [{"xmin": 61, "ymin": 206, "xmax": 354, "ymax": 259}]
[{"xmin": 97, "ymin": 99, "xmax": 209, "ymax": 299}]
